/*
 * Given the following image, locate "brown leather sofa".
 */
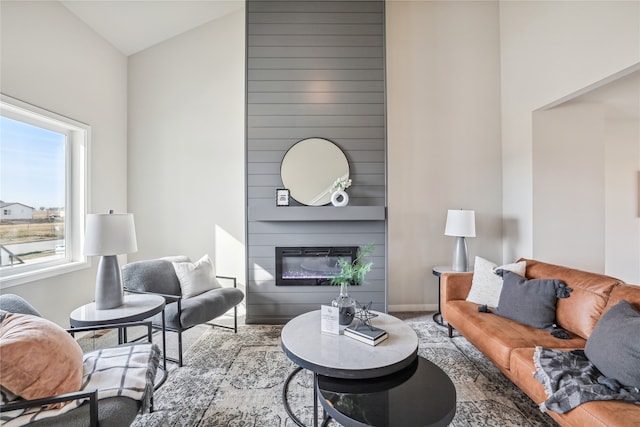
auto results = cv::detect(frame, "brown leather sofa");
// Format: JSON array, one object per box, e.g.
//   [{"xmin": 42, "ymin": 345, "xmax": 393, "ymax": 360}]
[{"xmin": 441, "ymin": 258, "xmax": 640, "ymax": 427}]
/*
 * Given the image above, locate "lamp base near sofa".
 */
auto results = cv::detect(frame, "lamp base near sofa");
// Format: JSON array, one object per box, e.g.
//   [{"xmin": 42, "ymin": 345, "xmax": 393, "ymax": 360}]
[
  {"xmin": 95, "ymin": 255, "xmax": 124, "ymax": 310},
  {"xmin": 451, "ymin": 236, "xmax": 469, "ymax": 272}
]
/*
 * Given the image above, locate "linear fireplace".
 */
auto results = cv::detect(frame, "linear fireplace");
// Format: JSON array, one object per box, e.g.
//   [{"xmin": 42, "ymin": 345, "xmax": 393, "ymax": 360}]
[{"xmin": 275, "ymin": 246, "xmax": 358, "ymax": 286}]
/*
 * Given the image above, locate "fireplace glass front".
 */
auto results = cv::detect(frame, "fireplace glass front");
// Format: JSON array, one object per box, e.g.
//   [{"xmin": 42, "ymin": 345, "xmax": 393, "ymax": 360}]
[{"xmin": 275, "ymin": 246, "xmax": 358, "ymax": 286}]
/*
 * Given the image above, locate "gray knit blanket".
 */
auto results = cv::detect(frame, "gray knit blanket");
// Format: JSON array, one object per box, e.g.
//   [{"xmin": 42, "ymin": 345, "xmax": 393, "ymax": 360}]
[{"xmin": 533, "ymin": 346, "xmax": 640, "ymax": 413}]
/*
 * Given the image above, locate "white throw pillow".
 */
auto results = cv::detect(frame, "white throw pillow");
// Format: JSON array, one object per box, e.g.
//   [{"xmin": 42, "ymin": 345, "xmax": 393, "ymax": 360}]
[
  {"xmin": 172, "ymin": 254, "xmax": 221, "ymax": 298},
  {"xmin": 466, "ymin": 256, "xmax": 526, "ymax": 308}
]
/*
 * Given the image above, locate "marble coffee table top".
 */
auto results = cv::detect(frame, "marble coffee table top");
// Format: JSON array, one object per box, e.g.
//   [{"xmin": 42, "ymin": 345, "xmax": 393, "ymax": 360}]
[{"xmin": 281, "ymin": 310, "xmax": 418, "ymax": 379}]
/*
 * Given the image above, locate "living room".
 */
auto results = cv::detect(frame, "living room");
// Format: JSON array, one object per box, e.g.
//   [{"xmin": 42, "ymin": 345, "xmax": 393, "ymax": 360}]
[
  {"xmin": 1, "ymin": 0, "xmax": 639, "ymax": 425},
  {"xmin": 2, "ymin": 0, "xmax": 638, "ymax": 326}
]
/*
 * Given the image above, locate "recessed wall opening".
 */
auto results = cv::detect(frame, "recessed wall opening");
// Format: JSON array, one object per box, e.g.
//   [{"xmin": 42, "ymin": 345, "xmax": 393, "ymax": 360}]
[
  {"xmin": 275, "ymin": 246, "xmax": 358, "ymax": 286},
  {"xmin": 533, "ymin": 63, "xmax": 640, "ymax": 283}
]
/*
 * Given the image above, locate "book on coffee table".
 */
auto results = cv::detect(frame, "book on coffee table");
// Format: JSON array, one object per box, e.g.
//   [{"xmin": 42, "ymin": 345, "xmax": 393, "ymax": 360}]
[{"xmin": 344, "ymin": 324, "xmax": 388, "ymax": 346}]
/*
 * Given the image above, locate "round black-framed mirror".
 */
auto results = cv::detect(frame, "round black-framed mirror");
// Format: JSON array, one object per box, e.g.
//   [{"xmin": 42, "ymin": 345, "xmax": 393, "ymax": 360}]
[{"xmin": 280, "ymin": 138, "xmax": 349, "ymax": 206}]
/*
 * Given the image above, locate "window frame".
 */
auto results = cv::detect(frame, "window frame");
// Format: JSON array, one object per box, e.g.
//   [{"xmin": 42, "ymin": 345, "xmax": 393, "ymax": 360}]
[{"xmin": 0, "ymin": 94, "xmax": 90, "ymax": 288}]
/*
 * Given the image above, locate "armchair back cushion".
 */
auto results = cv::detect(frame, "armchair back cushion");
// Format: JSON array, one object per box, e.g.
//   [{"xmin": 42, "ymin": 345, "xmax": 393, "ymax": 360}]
[
  {"xmin": 0, "ymin": 294, "xmax": 42, "ymax": 317},
  {"xmin": 122, "ymin": 256, "xmax": 189, "ymax": 296},
  {"xmin": 172, "ymin": 254, "xmax": 222, "ymax": 298},
  {"xmin": 0, "ymin": 311, "xmax": 83, "ymax": 403}
]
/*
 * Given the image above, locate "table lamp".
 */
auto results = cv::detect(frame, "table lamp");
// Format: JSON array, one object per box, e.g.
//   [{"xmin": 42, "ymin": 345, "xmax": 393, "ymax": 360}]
[
  {"xmin": 84, "ymin": 210, "xmax": 137, "ymax": 309},
  {"xmin": 444, "ymin": 209, "xmax": 476, "ymax": 272}
]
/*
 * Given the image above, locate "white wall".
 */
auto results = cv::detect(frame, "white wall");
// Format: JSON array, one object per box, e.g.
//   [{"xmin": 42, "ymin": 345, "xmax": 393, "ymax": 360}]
[
  {"xmin": 604, "ymin": 117, "xmax": 640, "ymax": 282},
  {"xmin": 533, "ymin": 103, "xmax": 606, "ymax": 271},
  {"xmin": 127, "ymin": 9, "xmax": 246, "ymax": 288},
  {"xmin": 386, "ymin": 1, "xmax": 503, "ymax": 311},
  {"xmin": 499, "ymin": 0, "xmax": 640, "ymax": 264},
  {"xmin": 533, "ymin": 89, "xmax": 640, "ymax": 284},
  {"xmin": 0, "ymin": 1, "xmax": 128, "ymax": 326}
]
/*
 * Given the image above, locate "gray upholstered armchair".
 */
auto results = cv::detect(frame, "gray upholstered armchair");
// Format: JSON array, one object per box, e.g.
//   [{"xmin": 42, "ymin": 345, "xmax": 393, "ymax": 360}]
[
  {"xmin": 0, "ymin": 294, "xmax": 160, "ymax": 427},
  {"xmin": 122, "ymin": 256, "xmax": 244, "ymax": 366}
]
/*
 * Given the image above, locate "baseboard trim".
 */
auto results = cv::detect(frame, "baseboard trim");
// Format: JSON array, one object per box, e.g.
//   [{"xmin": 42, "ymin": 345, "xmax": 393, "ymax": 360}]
[{"xmin": 388, "ymin": 304, "xmax": 437, "ymax": 312}]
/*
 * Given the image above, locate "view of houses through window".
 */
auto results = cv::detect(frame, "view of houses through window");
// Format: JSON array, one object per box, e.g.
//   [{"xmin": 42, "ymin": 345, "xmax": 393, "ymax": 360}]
[{"xmin": 0, "ymin": 114, "xmax": 67, "ymax": 269}]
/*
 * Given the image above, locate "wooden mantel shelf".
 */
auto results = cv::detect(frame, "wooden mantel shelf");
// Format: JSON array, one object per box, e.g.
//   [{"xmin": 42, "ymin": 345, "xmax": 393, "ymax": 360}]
[{"xmin": 248, "ymin": 206, "xmax": 386, "ymax": 222}]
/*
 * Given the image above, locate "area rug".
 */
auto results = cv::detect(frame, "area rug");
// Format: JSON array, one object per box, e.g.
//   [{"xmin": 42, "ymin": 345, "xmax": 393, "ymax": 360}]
[{"xmin": 132, "ymin": 314, "xmax": 557, "ymax": 426}]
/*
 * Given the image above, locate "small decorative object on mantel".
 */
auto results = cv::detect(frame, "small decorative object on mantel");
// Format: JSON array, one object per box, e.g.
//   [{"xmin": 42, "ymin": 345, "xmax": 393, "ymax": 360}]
[
  {"xmin": 331, "ymin": 244, "xmax": 374, "ymax": 325},
  {"xmin": 276, "ymin": 188, "xmax": 290, "ymax": 206},
  {"xmin": 331, "ymin": 176, "xmax": 352, "ymax": 207}
]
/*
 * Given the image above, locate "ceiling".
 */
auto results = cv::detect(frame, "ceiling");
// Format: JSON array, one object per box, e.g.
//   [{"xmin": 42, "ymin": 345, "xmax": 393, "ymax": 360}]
[
  {"xmin": 59, "ymin": 0, "xmax": 639, "ymax": 120},
  {"xmin": 60, "ymin": 1, "xmax": 244, "ymax": 56}
]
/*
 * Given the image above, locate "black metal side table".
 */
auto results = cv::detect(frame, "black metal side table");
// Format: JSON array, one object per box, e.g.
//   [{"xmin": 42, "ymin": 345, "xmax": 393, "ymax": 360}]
[
  {"xmin": 70, "ymin": 293, "xmax": 167, "ymax": 370},
  {"xmin": 432, "ymin": 266, "xmax": 471, "ymax": 326}
]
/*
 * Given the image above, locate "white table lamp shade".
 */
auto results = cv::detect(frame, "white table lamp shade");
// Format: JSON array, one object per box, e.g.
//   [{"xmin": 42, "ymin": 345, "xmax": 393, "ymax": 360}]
[
  {"xmin": 444, "ymin": 209, "xmax": 476, "ymax": 238},
  {"xmin": 84, "ymin": 213, "xmax": 137, "ymax": 256}
]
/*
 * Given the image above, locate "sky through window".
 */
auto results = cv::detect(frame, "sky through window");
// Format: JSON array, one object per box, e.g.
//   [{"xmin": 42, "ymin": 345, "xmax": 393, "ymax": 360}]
[{"xmin": 0, "ymin": 116, "xmax": 65, "ymax": 209}]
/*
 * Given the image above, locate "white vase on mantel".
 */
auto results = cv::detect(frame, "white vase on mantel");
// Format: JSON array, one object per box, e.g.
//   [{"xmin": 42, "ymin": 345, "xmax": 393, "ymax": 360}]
[{"xmin": 331, "ymin": 189, "xmax": 349, "ymax": 207}]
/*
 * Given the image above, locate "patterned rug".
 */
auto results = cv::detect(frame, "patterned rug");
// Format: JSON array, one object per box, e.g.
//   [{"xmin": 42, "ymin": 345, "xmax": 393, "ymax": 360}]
[{"xmin": 132, "ymin": 313, "xmax": 557, "ymax": 426}]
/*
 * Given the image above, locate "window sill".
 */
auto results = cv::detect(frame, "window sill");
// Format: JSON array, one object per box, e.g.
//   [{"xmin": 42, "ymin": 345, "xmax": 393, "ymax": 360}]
[{"xmin": 0, "ymin": 260, "xmax": 90, "ymax": 289}]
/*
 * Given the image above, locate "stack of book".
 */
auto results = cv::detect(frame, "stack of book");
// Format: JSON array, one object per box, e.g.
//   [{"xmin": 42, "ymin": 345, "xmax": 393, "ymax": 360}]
[{"xmin": 344, "ymin": 324, "xmax": 388, "ymax": 346}]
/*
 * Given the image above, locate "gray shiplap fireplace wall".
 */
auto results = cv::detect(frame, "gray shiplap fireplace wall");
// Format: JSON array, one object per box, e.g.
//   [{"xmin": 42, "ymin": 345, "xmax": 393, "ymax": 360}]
[{"xmin": 245, "ymin": 0, "xmax": 386, "ymax": 324}]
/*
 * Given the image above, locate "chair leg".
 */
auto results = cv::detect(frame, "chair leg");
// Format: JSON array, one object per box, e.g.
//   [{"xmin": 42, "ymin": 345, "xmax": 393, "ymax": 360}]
[
  {"xmin": 234, "ymin": 305, "xmax": 238, "ymax": 333},
  {"xmin": 178, "ymin": 329, "xmax": 184, "ymax": 367},
  {"xmin": 448, "ymin": 324, "xmax": 454, "ymax": 338}
]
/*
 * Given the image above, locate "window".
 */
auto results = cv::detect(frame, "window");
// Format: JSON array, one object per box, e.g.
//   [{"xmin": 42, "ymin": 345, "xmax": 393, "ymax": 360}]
[{"xmin": 0, "ymin": 94, "xmax": 89, "ymax": 287}]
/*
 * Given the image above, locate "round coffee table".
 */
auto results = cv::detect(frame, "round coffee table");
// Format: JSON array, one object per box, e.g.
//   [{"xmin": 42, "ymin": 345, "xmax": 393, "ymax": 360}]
[
  {"xmin": 281, "ymin": 310, "xmax": 420, "ymax": 427},
  {"xmin": 317, "ymin": 356, "xmax": 456, "ymax": 427}
]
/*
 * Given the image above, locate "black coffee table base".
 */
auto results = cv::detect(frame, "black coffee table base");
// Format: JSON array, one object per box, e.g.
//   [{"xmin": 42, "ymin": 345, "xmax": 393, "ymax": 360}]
[
  {"xmin": 317, "ymin": 356, "xmax": 456, "ymax": 427},
  {"xmin": 282, "ymin": 367, "xmax": 317, "ymax": 427}
]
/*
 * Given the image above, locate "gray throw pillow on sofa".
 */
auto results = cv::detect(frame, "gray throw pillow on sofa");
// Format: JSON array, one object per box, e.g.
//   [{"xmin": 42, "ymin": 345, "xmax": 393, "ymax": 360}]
[
  {"xmin": 493, "ymin": 270, "xmax": 569, "ymax": 330},
  {"xmin": 585, "ymin": 300, "xmax": 640, "ymax": 389}
]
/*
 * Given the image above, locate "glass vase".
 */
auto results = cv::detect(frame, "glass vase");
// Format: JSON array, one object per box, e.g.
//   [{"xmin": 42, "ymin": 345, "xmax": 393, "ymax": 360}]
[{"xmin": 332, "ymin": 282, "xmax": 356, "ymax": 325}]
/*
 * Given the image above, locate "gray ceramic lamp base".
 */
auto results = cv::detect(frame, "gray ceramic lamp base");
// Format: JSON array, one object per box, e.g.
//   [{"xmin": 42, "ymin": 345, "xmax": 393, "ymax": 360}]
[
  {"xmin": 451, "ymin": 236, "xmax": 469, "ymax": 272},
  {"xmin": 95, "ymin": 255, "xmax": 124, "ymax": 310}
]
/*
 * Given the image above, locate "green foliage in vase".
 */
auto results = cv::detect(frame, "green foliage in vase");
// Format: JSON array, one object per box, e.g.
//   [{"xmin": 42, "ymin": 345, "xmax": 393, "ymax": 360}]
[{"xmin": 331, "ymin": 244, "xmax": 374, "ymax": 286}]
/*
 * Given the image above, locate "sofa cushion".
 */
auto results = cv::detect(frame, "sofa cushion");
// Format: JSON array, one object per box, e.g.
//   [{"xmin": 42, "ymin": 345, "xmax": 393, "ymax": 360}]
[
  {"xmin": 172, "ymin": 254, "xmax": 221, "ymax": 298},
  {"xmin": 605, "ymin": 284, "xmax": 640, "ymax": 312},
  {"xmin": 493, "ymin": 271, "xmax": 569, "ymax": 330},
  {"xmin": 510, "ymin": 348, "xmax": 640, "ymax": 427},
  {"xmin": 466, "ymin": 257, "xmax": 526, "ymax": 307},
  {"xmin": 0, "ymin": 311, "xmax": 83, "ymax": 404},
  {"xmin": 510, "ymin": 347, "xmax": 550, "ymax": 404},
  {"xmin": 444, "ymin": 300, "xmax": 585, "ymax": 370},
  {"xmin": 520, "ymin": 259, "xmax": 621, "ymax": 339},
  {"xmin": 585, "ymin": 300, "xmax": 640, "ymax": 388}
]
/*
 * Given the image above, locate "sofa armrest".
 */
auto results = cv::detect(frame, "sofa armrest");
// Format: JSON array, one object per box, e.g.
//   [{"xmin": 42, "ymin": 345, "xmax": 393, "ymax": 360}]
[
  {"xmin": 216, "ymin": 275, "xmax": 237, "ymax": 288},
  {"xmin": 441, "ymin": 272, "xmax": 473, "ymax": 303}
]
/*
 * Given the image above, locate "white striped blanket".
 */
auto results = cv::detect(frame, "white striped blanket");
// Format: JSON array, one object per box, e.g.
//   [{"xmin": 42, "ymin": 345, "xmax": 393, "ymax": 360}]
[{"xmin": 1, "ymin": 342, "xmax": 160, "ymax": 427}]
